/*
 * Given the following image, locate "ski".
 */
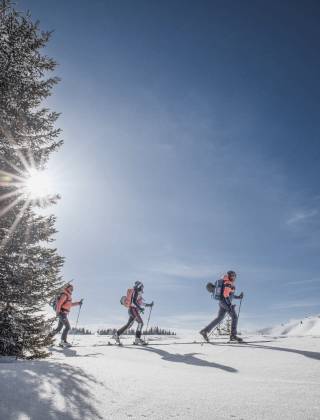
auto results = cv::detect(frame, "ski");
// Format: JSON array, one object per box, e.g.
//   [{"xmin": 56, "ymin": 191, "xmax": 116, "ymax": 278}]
[
  {"xmin": 58, "ymin": 343, "xmax": 73, "ymax": 348},
  {"xmin": 110, "ymin": 340, "xmax": 123, "ymax": 347},
  {"xmin": 105, "ymin": 342, "xmax": 149, "ymax": 347}
]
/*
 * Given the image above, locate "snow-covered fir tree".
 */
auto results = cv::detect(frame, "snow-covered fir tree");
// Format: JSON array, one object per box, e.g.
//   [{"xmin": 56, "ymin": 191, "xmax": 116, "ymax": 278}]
[
  {"xmin": 0, "ymin": 0, "xmax": 64, "ymax": 358},
  {"xmin": 216, "ymin": 315, "xmax": 231, "ymax": 335}
]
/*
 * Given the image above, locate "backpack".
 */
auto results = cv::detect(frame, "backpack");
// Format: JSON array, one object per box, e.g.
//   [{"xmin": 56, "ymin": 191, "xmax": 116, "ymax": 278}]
[
  {"xmin": 49, "ymin": 292, "xmax": 65, "ymax": 312},
  {"xmin": 206, "ymin": 282, "xmax": 215, "ymax": 294},
  {"xmin": 213, "ymin": 279, "xmax": 224, "ymax": 300},
  {"xmin": 120, "ymin": 288, "xmax": 134, "ymax": 308}
]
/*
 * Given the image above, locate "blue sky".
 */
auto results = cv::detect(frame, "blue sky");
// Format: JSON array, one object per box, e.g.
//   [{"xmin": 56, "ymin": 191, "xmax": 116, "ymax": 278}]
[{"xmin": 19, "ymin": 0, "xmax": 320, "ymax": 331}]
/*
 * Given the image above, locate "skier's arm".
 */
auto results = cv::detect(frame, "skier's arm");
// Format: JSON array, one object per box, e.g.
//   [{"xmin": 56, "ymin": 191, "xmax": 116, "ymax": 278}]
[
  {"xmin": 132, "ymin": 289, "xmax": 143, "ymax": 311},
  {"xmin": 71, "ymin": 299, "xmax": 83, "ymax": 307},
  {"xmin": 56, "ymin": 293, "xmax": 67, "ymax": 314}
]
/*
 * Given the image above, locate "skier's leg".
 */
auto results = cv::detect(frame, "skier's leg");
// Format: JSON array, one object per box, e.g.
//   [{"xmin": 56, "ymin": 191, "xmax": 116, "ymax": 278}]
[
  {"xmin": 61, "ymin": 314, "xmax": 71, "ymax": 342},
  {"xmin": 202, "ymin": 304, "xmax": 227, "ymax": 334},
  {"xmin": 131, "ymin": 309, "xmax": 146, "ymax": 345},
  {"xmin": 117, "ymin": 311, "xmax": 135, "ymax": 336},
  {"xmin": 228, "ymin": 305, "xmax": 238, "ymax": 337},
  {"xmin": 51, "ymin": 314, "xmax": 64, "ymax": 336},
  {"xmin": 132, "ymin": 308, "xmax": 144, "ymax": 338}
]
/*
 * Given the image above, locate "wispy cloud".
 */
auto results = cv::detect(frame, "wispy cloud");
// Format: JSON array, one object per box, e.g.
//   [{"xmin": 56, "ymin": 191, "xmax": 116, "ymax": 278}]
[
  {"xmin": 148, "ymin": 261, "xmax": 224, "ymax": 279},
  {"xmin": 286, "ymin": 209, "xmax": 318, "ymax": 225},
  {"xmin": 271, "ymin": 301, "xmax": 319, "ymax": 310},
  {"xmin": 285, "ymin": 278, "xmax": 319, "ymax": 286}
]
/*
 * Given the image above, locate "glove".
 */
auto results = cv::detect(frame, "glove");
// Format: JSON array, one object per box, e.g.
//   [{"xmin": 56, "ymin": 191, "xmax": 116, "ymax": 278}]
[
  {"xmin": 239, "ymin": 292, "xmax": 244, "ymax": 299},
  {"xmin": 140, "ymin": 308, "xmax": 145, "ymax": 314},
  {"xmin": 79, "ymin": 298, "xmax": 84, "ymax": 306}
]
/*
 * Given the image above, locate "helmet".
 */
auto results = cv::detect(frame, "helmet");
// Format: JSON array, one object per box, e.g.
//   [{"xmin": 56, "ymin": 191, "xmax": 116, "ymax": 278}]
[
  {"xmin": 134, "ymin": 281, "xmax": 144, "ymax": 291},
  {"xmin": 206, "ymin": 282, "xmax": 215, "ymax": 293},
  {"xmin": 227, "ymin": 270, "xmax": 237, "ymax": 279}
]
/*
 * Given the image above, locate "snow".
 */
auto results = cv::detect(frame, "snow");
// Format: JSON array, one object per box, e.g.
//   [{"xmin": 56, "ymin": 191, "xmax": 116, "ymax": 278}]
[
  {"xmin": 0, "ymin": 334, "xmax": 320, "ymax": 419},
  {"xmin": 258, "ymin": 314, "xmax": 320, "ymax": 337}
]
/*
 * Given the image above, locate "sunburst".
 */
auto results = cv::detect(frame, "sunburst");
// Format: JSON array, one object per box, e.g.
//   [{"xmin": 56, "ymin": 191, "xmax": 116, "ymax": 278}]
[{"xmin": 0, "ymin": 152, "xmax": 56, "ymax": 249}]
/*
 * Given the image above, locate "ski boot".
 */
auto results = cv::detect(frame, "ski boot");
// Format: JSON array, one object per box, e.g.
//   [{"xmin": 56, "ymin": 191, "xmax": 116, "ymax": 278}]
[
  {"xmin": 229, "ymin": 335, "xmax": 243, "ymax": 343},
  {"xmin": 133, "ymin": 337, "xmax": 147, "ymax": 346},
  {"xmin": 59, "ymin": 340, "xmax": 72, "ymax": 348},
  {"xmin": 199, "ymin": 330, "xmax": 209, "ymax": 342},
  {"xmin": 112, "ymin": 332, "xmax": 121, "ymax": 345}
]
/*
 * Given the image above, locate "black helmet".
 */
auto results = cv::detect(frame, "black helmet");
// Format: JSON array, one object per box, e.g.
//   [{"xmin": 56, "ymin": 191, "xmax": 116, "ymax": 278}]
[
  {"xmin": 227, "ymin": 270, "xmax": 237, "ymax": 279},
  {"xmin": 206, "ymin": 282, "xmax": 215, "ymax": 293},
  {"xmin": 134, "ymin": 281, "xmax": 144, "ymax": 291}
]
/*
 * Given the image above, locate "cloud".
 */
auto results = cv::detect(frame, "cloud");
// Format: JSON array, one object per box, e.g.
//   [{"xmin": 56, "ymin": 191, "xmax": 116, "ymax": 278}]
[
  {"xmin": 147, "ymin": 261, "xmax": 225, "ymax": 280},
  {"xmin": 271, "ymin": 301, "xmax": 319, "ymax": 310},
  {"xmin": 285, "ymin": 278, "xmax": 319, "ymax": 286},
  {"xmin": 286, "ymin": 209, "xmax": 318, "ymax": 225}
]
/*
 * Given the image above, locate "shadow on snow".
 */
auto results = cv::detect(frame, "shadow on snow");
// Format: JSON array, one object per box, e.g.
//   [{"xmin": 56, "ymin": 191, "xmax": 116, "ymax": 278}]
[
  {"xmin": 49, "ymin": 346, "xmax": 103, "ymax": 358},
  {"xmin": 129, "ymin": 345, "xmax": 238, "ymax": 373},
  {"xmin": 0, "ymin": 357, "xmax": 104, "ymax": 420},
  {"xmin": 214, "ymin": 342, "xmax": 320, "ymax": 361}
]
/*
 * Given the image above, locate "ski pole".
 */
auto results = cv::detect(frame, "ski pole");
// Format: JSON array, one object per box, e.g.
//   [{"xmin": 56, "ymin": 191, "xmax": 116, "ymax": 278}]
[
  {"xmin": 144, "ymin": 304, "xmax": 153, "ymax": 340},
  {"xmin": 71, "ymin": 303, "xmax": 82, "ymax": 345},
  {"xmin": 237, "ymin": 297, "xmax": 243, "ymax": 320}
]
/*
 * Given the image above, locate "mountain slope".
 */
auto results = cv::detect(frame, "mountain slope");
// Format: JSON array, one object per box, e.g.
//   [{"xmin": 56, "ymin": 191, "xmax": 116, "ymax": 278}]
[{"xmin": 259, "ymin": 314, "xmax": 320, "ymax": 336}]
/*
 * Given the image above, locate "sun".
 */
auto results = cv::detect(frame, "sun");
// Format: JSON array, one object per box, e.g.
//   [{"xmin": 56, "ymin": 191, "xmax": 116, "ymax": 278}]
[
  {"xmin": 0, "ymin": 148, "xmax": 60, "ymax": 249},
  {"xmin": 25, "ymin": 168, "xmax": 53, "ymax": 200}
]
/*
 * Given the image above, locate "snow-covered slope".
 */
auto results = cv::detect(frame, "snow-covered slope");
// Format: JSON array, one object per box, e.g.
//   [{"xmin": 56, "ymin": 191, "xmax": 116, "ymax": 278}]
[
  {"xmin": 1, "ymin": 334, "xmax": 320, "ymax": 419},
  {"xmin": 259, "ymin": 314, "xmax": 320, "ymax": 336}
]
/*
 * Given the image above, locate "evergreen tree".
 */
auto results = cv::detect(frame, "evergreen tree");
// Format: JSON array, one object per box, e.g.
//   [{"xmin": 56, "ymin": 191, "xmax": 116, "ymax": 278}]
[
  {"xmin": 217, "ymin": 315, "xmax": 231, "ymax": 335},
  {"xmin": 0, "ymin": 0, "xmax": 64, "ymax": 358}
]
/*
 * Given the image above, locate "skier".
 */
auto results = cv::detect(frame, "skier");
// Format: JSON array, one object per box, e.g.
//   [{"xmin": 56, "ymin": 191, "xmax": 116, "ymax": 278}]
[
  {"xmin": 50, "ymin": 284, "xmax": 83, "ymax": 347},
  {"xmin": 200, "ymin": 270, "xmax": 244, "ymax": 343},
  {"xmin": 114, "ymin": 281, "xmax": 153, "ymax": 345}
]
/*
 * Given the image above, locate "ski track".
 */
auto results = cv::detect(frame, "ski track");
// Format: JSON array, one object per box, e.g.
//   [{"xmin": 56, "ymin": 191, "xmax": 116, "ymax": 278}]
[{"xmin": 0, "ymin": 335, "xmax": 319, "ymax": 420}]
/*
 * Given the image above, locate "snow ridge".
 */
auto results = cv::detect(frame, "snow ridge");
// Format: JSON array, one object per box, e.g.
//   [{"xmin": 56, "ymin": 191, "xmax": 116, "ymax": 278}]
[{"xmin": 258, "ymin": 314, "xmax": 320, "ymax": 336}]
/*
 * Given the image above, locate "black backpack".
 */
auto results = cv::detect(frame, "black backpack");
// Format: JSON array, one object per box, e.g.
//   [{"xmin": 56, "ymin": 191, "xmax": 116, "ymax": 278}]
[{"xmin": 206, "ymin": 282, "xmax": 215, "ymax": 294}]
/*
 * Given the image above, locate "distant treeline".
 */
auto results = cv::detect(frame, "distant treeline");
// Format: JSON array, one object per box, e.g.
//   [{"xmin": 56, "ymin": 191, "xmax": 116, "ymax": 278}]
[
  {"xmin": 70, "ymin": 327, "xmax": 92, "ymax": 335},
  {"xmin": 97, "ymin": 327, "xmax": 176, "ymax": 336}
]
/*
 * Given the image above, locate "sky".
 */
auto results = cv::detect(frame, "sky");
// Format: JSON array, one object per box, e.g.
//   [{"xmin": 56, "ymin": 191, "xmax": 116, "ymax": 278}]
[{"xmin": 17, "ymin": 0, "xmax": 320, "ymax": 331}]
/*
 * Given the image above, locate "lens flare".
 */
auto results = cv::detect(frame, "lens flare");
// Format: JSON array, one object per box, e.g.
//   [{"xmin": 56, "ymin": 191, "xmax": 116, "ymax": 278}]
[{"xmin": 25, "ymin": 168, "xmax": 53, "ymax": 199}]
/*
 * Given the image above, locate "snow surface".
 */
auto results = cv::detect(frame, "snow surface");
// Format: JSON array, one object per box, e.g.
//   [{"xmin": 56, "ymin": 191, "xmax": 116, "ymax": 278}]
[
  {"xmin": 0, "ymin": 334, "xmax": 320, "ymax": 420},
  {"xmin": 258, "ymin": 314, "xmax": 320, "ymax": 337}
]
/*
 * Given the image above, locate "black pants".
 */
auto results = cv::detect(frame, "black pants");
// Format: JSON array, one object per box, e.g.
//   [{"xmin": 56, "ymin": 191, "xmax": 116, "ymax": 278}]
[
  {"xmin": 203, "ymin": 301, "xmax": 238, "ymax": 336},
  {"xmin": 52, "ymin": 312, "xmax": 70, "ymax": 342},
  {"xmin": 117, "ymin": 307, "xmax": 144, "ymax": 338}
]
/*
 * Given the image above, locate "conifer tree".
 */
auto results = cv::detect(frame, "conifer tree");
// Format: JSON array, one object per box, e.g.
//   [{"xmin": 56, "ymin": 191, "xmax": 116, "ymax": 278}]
[{"xmin": 0, "ymin": 0, "xmax": 64, "ymax": 358}]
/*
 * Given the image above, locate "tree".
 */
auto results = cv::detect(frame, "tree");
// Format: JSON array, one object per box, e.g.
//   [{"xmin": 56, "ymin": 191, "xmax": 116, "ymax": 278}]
[
  {"xmin": 216, "ymin": 315, "xmax": 231, "ymax": 336},
  {"xmin": 0, "ymin": 0, "xmax": 64, "ymax": 358}
]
